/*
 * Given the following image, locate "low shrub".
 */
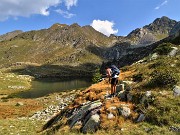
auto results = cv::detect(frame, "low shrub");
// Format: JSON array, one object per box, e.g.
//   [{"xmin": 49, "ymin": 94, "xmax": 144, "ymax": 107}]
[
  {"xmin": 146, "ymin": 70, "xmax": 178, "ymax": 88},
  {"xmin": 120, "ymin": 66, "xmax": 129, "ymax": 72},
  {"xmin": 132, "ymin": 73, "xmax": 143, "ymax": 82},
  {"xmin": 153, "ymin": 43, "xmax": 173, "ymax": 55},
  {"xmin": 171, "ymin": 34, "xmax": 180, "ymax": 44},
  {"xmin": 148, "ymin": 61, "xmax": 164, "ymax": 69},
  {"xmin": 92, "ymin": 68, "xmax": 102, "ymax": 83}
]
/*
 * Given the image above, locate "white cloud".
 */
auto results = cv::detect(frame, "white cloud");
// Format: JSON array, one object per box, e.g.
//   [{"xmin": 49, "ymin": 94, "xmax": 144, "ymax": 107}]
[
  {"xmin": 56, "ymin": 9, "xmax": 76, "ymax": 18},
  {"xmin": 0, "ymin": 0, "xmax": 78, "ymax": 21},
  {"xmin": 90, "ymin": 20, "xmax": 118, "ymax": 36},
  {"xmin": 63, "ymin": 0, "xmax": 78, "ymax": 10},
  {"xmin": 155, "ymin": 0, "xmax": 168, "ymax": 10}
]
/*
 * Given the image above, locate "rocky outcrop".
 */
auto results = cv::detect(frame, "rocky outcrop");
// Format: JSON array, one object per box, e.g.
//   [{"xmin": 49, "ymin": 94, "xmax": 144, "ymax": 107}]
[{"xmin": 0, "ymin": 30, "xmax": 23, "ymax": 41}]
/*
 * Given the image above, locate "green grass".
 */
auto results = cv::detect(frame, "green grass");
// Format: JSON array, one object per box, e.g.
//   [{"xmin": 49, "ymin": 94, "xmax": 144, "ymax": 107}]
[
  {"xmin": 0, "ymin": 69, "xmax": 32, "ymax": 95},
  {"xmin": 0, "ymin": 118, "xmax": 44, "ymax": 135},
  {"xmin": 155, "ymin": 34, "xmax": 168, "ymax": 40}
]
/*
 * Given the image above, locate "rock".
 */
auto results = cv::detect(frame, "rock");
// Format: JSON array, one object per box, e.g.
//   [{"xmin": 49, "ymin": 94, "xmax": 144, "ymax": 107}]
[
  {"xmin": 118, "ymin": 107, "xmax": 131, "ymax": 118},
  {"xmin": 141, "ymin": 91, "xmax": 152, "ymax": 104},
  {"xmin": 107, "ymin": 112, "xmax": 115, "ymax": 119},
  {"xmin": 68, "ymin": 100, "xmax": 102, "ymax": 128},
  {"xmin": 145, "ymin": 91, "xmax": 151, "ymax": 97},
  {"xmin": 173, "ymin": 85, "xmax": 180, "ymax": 96},
  {"xmin": 29, "ymin": 94, "xmax": 75, "ymax": 121},
  {"xmin": 15, "ymin": 102, "xmax": 24, "ymax": 106},
  {"xmin": 117, "ymin": 82, "xmax": 132, "ymax": 93},
  {"xmin": 150, "ymin": 53, "xmax": 158, "ymax": 60},
  {"xmin": 126, "ymin": 93, "xmax": 133, "ymax": 102},
  {"xmin": 117, "ymin": 90, "xmax": 126, "ymax": 101},
  {"xmin": 136, "ymin": 113, "xmax": 145, "ymax": 122},
  {"xmin": 81, "ymin": 114, "xmax": 100, "ymax": 133},
  {"xmin": 122, "ymin": 81, "xmax": 134, "ymax": 85},
  {"xmin": 116, "ymin": 82, "xmax": 132, "ymax": 101},
  {"xmin": 116, "ymin": 84, "xmax": 124, "ymax": 93},
  {"xmin": 108, "ymin": 106, "xmax": 117, "ymax": 110},
  {"xmin": 169, "ymin": 47, "xmax": 178, "ymax": 56},
  {"xmin": 169, "ymin": 126, "xmax": 180, "ymax": 132},
  {"xmin": 8, "ymin": 86, "xmax": 26, "ymax": 89}
]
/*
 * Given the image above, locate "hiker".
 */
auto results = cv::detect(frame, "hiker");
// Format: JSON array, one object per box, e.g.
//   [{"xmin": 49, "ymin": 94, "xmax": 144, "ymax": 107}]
[
  {"xmin": 105, "ymin": 66, "xmax": 112, "ymax": 83},
  {"xmin": 106, "ymin": 65, "xmax": 120, "ymax": 97}
]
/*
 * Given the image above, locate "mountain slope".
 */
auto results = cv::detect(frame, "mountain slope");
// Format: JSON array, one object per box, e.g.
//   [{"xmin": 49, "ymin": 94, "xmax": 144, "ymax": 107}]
[{"xmin": 126, "ymin": 16, "xmax": 177, "ymax": 44}]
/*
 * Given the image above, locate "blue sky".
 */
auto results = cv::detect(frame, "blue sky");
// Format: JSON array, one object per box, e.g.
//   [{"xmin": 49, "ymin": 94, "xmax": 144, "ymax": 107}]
[{"xmin": 0, "ymin": 0, "xmax": 179, "ymax": 36}]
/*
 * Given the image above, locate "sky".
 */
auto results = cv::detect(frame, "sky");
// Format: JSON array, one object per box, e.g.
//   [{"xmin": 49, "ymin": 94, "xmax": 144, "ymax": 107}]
[{"xmin": 0, "ymin": 0, "xmax": 180, "ymax": 36}]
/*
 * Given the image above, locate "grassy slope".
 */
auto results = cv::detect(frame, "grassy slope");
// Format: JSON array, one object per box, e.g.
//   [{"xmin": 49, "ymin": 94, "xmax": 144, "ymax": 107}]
[{"xmin": 0, "ymin": 68, "xmax": 32, "ymax": 95}]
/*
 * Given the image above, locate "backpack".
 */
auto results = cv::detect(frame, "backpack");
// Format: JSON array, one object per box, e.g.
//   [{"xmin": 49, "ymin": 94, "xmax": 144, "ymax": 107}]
[{"xmin": 110, "ymin": 65, "xmax": 120, "ymax": 77}]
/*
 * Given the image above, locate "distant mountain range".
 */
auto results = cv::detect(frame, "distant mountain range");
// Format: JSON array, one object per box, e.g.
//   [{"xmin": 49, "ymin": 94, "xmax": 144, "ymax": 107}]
[{"xmin": 0, "ymin": 16, "xmax": 179, "ymax": 77}]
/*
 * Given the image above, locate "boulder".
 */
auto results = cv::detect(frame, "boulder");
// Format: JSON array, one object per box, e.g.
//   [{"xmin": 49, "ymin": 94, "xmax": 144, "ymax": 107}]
[
  {"xmin": 116, "ymin": 82, "xmax": 132, "ymax": 101},
  {"xmin": 169, "ymin": 47, "xmax": 178, "ymax": 56},
  {"xmin": 173, "ymin": 85, "xmax": 180, "ymax": 96},
  {"xmin": 118, "ymin": 107, "xmax": 131, "ymax": 118},
  {"xmin": 81, "ymin": 114, "xmax": 100, "ymax": 133},
  {"xmin": 107, "ymin": 112, "xmax": 115, "ymax": 119},
  {"xmin": 68, "ymin": 100, "xmax": 102, "ymax": 128},
  {"xmin": 117, "ymin": 90, "xmax": 126, "ymax": 101},
  {"xmin": 15, "ymin": 102, "xmax": 24, "ymax": 106},
  {"xmin": 150, "ymin": 53, "xmax": 158, "ymax": 60},
  {"xmin": 136, "ymin": 113, "xmax": 145, "ymax": 122}
]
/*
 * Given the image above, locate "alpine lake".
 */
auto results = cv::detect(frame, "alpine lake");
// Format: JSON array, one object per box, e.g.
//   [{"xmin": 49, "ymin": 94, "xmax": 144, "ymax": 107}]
[{"xmin": 16, "ymin": 77, "xmax": 92, "ymax": 98}]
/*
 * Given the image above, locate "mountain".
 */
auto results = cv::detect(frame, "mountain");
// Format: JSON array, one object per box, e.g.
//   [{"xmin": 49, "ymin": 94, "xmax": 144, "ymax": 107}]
[
  {"xmin": 0, "ymin": 16, "xmax": 179, "ymax": 77},
  {"xmin": 14, "ymin": 23, "xmax": 111, "ymax": 47},
  {"xmin": 170, "ymin": 21, "xmax": 180, "ymax": 36},
  {"xmin": 126, "ymin": 16, "xmax": 177, "ymax": 44},
  {"xmin": 0, "ymin": 30, "xmax": 23, "ymax": 41},
  {"xmin": 0, "ymin": 23, "xmax": 114, "ymax": 77}
]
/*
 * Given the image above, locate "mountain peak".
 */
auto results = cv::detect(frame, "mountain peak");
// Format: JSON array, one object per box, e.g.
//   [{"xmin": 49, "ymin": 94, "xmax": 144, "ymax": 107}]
[
  {"xmin": 127, "ymin": 16, "xmax": 177, "ymax": 44},
  {"xmin": 70, "ymin": 23, "xmax": 81, "ymax": 28},
  {"xmin": 50, "ymin": 23, "xmax": 68, "ymax": 30},
  {"xmin": 152, "ymin": 16, "xmax": 176, "ymax": 25}
]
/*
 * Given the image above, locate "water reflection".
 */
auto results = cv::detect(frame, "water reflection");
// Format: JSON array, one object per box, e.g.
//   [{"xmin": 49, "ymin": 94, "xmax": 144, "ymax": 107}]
[{"xmin": 17, "ymin": 78, "xmax": 91, "ymax": 98}]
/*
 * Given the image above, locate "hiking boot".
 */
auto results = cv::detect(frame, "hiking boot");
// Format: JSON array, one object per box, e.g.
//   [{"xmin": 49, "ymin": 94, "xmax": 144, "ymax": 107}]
[{"xmin": 110, "ymin": 94, "xmax": 115, "ymax": 98}]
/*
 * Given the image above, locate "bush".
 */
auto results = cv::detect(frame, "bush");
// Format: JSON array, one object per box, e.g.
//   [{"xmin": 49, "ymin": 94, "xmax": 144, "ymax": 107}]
[
  {"xmin": 153, "ymin": 43, "xmax": 173, "ymax": 55},
  {"xmin": 92, "ymin": 68, "xmax": 102, "ymax": 83},
  {"xmin": 147, "ymin": 70, "xmax": 178, "ymax": 88},
  {"xmin": 146, "ymin": 107, "xmax": 170, "ymax": 126},
  {"xmin": 148, "ymin": 61, "xmax": 164, "ymax": 69},
  {"xmin": 132, "ymin": 73, "xmax": 143, "ymax": 82},
  {"xmin": 120, "ymin": 66, "xmax": 129, "ymax": 72}
]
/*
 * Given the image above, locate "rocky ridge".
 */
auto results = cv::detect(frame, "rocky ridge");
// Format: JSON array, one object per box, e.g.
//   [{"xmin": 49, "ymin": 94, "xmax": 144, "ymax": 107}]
[
  {"xmin": 126, "ymin": 16, "xmax": 177, "ymax": 44},
  {"xmin": 0, "ymin": 30, "xmax": 23, "ymax": 41}
]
